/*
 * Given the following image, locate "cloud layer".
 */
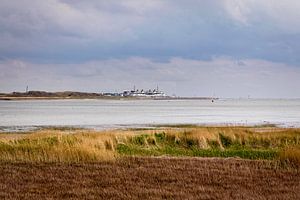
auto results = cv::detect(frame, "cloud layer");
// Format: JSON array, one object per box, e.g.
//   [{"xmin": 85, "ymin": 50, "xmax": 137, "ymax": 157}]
[
  {"xmin": 1, "ymin": 0, "xmax": 300, "ymax": 62},
  {"xmin": 1, "ymin": 1, "xmax": 300, "ymax": 97}
]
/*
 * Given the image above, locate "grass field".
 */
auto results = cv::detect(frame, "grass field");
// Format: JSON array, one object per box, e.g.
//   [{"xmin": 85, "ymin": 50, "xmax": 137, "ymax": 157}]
[
  {"xmin": 1, "ymin": 126, "xmax": 300, "ymax": 199},
  {"xmin": 0, "ymin": 126, "xmax": 299, "ymax": 166},
  {"xmin": 0, "ymin": 157, "xmax": 299, "ymax": 199}
]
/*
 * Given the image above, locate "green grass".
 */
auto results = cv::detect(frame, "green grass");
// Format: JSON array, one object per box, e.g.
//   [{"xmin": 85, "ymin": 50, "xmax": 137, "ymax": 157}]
[
  {"xmin": 116, "ymin": 131, "xmax": 284, "ymax": 160},
  {"xmin": 117, "ymin": 144, "xmax": 278, "ymax": 160}
]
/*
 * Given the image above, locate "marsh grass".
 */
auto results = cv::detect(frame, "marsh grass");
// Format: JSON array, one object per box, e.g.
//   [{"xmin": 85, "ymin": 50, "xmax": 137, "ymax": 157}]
[
  {"xmin": 117, "ymin": 127, "xmax": 300, "ymax": 163},
  {"xmin": 279, "ymin": 147, "xmax": 300, "ymax": 168},
  {"xmin": 0, "ymin": 126, "xmax": 300, "ymax": 165},
  {"xmin": 0, "ymin": 129, "xmax": 126, "ymax": 162}
]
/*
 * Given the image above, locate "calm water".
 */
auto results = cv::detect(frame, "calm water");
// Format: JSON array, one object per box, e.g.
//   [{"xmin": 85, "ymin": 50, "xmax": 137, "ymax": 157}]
[{"xmin": 0, "ymin": 99, "xmax": 300, "ymax": 131}]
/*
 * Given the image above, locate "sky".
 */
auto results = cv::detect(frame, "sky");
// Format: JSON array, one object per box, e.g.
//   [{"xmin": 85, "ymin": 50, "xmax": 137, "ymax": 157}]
[{"xmin": 1, "ymin": 0, "xmax": 300, "ymax": 98}]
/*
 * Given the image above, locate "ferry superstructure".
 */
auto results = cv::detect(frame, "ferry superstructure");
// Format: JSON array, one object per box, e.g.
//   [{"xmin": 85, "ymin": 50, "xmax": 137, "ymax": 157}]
[{"xmin": 123, "ymin": 86, "xmax": 166, "ymax": 97}]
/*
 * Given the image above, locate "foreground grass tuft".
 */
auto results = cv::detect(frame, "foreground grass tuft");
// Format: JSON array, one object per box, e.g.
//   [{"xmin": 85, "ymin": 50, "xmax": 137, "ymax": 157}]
[{"xmin": 279, "ymin": 147, "xmax": 300, "ymax": 168}]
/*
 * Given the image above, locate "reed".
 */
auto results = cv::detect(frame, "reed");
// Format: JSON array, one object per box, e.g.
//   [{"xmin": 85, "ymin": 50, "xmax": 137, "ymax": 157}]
[
  {"xmin": 117, "ymin": 126, "xmax": 300, "ymax": 162},
  {"xmin": 0, "ymin": 129, "xmax": 125, "ymax": 162},
  {"xmin": 279, "ymin": 147, "xmax": 300, "ymax": 168}
]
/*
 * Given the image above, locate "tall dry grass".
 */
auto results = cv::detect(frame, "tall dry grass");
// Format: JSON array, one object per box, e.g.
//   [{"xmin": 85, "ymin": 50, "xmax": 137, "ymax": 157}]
[
  {"xmin": 279, "ymin": 147, "xmax": 300, "ymax": 167},
  {"xmin": 0, "ymin": 129, "xmax": 131, "ymax": 162},
  {"xmin": 0, "ymin": 126, "xmax": 300, "ymax": 163},
  {"xmin": 118, "ymin": 126, "xmax": 300, "ymax": 163},
  {"xmin": 162, "ymin": 126, "xmax": 300, "ymax": 150}
]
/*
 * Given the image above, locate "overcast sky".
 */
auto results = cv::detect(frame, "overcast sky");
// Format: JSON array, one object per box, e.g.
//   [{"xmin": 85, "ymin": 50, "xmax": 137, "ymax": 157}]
[{"xmin": 1, "ymin": 0, "xmax": 300, "ymax": 98}]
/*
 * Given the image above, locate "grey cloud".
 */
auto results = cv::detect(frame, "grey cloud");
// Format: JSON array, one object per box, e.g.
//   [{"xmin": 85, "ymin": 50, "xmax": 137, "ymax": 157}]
[
  {"xmin": 1, "ymin": 0, "xmax": 300, "ymax": 97},
  {"xmin": 0, "ymin": 1, "xmax": 299, "ymax": 63},
  {"xmin": 223, "ymin": 0, "xmax": 300, "ymax": 33}
]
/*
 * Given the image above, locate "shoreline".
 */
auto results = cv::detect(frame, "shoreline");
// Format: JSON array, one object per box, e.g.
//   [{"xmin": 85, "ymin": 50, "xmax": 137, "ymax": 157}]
[
  {"xmin": 0, "ymin": 122, "xmax": 287, "ymax": 133},
  {"xmin": 0, "ymin": 91, "xmax": 216, "ymax": 101},
  {"xmin": 1, "ymin": 96, "xmax": 299, "ymax": 101}
]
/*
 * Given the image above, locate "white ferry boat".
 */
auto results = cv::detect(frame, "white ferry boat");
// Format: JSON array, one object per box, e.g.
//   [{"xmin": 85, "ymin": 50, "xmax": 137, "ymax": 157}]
[{"xmin": 123, "ymin": 86, "xmax": 166, "ymax": 97}]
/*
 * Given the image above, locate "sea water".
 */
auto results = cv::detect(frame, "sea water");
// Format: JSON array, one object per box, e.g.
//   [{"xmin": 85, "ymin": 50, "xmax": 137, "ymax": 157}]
[{"xmin": 0, "ymin": 99, "xmax": 299, "ymax": 131}]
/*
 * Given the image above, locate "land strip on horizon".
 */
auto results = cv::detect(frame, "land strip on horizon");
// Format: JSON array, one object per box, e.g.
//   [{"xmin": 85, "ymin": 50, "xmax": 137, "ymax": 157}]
[{"xmin": 0, "ymin": 91, "xmax": 216, "ymax": 100}]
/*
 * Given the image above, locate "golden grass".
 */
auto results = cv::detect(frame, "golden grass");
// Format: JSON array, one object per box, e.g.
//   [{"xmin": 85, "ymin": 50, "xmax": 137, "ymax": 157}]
[
  {"xmin": 174, "ymin": 126, "xmax": 300, "ymax": 149},
  {"xmin": 0, "ymin": 129, "xmax": 120, "ymax": 162},
  {"xmin": 0, "ymin": 127, "xmax": 171, "ymax": 162},
  {"xmin": 279, "ymin": 147, "xmax": 300, "ymax": 167},
  {"xmin": 0, "ymin": 126, "xmax": 300, "ymax": 163}
]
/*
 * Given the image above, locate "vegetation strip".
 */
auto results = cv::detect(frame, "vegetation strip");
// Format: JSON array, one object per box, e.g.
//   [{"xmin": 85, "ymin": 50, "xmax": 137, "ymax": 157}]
[{"xmin": 0, "ymin": 126, "xmax": 299, "ymax": 167}]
